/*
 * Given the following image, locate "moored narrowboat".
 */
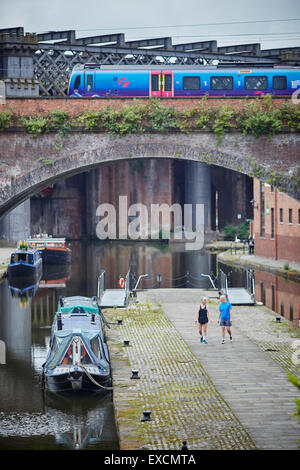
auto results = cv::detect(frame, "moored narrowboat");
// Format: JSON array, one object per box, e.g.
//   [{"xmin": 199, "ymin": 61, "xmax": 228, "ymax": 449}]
[
  {"xmin": 42, "ymin": 296, "xmax": 111, "ymax": 393},
  {"xmin": 27, "ymin": 235, "xmax": 71, "ymax": 265},
  {"xmin": 7, "ymin": 243, "xmax": 43, "ymax": 281}
]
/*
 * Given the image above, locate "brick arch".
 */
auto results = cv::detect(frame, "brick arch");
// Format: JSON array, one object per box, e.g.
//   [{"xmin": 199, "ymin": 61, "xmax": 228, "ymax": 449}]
[{"xmin": 0, "ymin": 131, "xmax": 299, "ymax": 217}]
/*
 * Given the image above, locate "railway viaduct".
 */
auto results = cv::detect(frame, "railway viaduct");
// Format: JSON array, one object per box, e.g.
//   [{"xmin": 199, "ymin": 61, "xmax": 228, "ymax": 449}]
[{"xmin": 0, "ymin": 97, "xmax": 299, "ymax": 217}]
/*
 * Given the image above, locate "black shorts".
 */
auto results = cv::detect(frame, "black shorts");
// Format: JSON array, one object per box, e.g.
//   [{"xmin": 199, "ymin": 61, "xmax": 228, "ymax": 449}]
[{"xmin": 198, "ymin": 315, "xmax": 208, "ymax": 325}]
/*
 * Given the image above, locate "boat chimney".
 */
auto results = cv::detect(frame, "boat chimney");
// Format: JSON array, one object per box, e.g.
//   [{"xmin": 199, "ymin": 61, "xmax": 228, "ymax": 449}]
[{"xmin": 57, "ymin": 313, "xmax": 63, "ymax": 330}]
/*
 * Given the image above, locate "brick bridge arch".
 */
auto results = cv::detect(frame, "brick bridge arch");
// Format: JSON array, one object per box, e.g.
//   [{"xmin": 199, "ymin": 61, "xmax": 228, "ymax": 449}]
[{"xmin": 0, "ymin": 131, "xmax": 299, "ymax": 217}]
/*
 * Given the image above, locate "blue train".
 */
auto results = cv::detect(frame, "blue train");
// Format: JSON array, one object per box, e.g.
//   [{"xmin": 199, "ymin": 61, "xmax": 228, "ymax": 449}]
[{"xmin": 68, "ymin": 65, "xmax": 300, "ymax": 98}]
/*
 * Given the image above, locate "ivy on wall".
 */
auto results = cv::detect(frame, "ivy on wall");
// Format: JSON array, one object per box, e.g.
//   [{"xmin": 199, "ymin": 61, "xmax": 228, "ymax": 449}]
[{"xmin": 0, "ymin": 96, "xmax": 299, "ymax": 139}]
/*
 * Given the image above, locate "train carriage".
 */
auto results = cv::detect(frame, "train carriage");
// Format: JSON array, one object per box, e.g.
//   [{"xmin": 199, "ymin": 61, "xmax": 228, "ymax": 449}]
[{"xmin": 68, "ymin": 65, "xmax": 300, "ymax": 98}]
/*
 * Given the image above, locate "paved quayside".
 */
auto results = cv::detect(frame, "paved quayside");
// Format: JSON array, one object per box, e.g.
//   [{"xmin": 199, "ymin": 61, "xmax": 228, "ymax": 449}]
[{"xmin": 103, "ymin": 288, "xmax": 299, "ymax": 450}]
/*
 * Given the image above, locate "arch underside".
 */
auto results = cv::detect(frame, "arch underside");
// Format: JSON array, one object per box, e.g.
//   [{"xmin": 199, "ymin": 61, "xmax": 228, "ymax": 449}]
[{"xmin": 0, "ymin": 132, "xmax": 299, "ymax": 217}]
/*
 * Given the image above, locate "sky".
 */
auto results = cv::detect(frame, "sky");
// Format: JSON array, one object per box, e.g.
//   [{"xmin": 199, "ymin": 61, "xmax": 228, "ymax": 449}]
[{"xmin": 1, "ymin": 0, "xmax": 300, "ymax": 50}]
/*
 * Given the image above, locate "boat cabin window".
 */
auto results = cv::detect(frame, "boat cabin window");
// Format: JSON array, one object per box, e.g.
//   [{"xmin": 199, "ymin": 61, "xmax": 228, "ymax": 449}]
[
  {"xmin": 12, "ymin": 252, "xmax": 29, "ymax": 263},
  {"xmin": 91, "ymin": 337, "xmax": 102, "ymax": 360},
  {"xmin": 72, "ymin": 307, "xmax": 86, "ymax": 314},
  {"xmin": 74, "ymin": 75, "xmax": 81, "ymax": 89},
  {"xmin": 210, "ymin": 76, "xmax": 233, "ymax": 90},
  {"xmin": 273, "ymin": 75, "xmax": 287, "ymax": 90},
  {"xmin": 61, "ymin": 341, "xmax": 92, "ymax": 365},
  {"xmin": 183, "ymin": 76, "xmax": 200, "ymax": 90},
  {"xmin": 245, "ymin": 76, "xmax": 268, "ymax": 90}
]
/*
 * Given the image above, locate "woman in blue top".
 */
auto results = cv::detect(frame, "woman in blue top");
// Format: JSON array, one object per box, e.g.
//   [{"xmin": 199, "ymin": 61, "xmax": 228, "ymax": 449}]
[{"xmin": 218, "ymin": 295, "xmax": 232, "ymax": 344}]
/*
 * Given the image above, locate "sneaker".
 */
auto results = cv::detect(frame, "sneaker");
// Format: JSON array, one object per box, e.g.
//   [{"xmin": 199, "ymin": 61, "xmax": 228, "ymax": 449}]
[
  {"xmin": 221, "ymin": 339, "xmax": 225, "ymax": 344},
  {"xmin": 200, "ymin": 337, "xmax": 203, "ymax": 343},
  {"xmin": 203, "ymin": 339, "xmax": 207, "ymax": 344},
  {"xmin": 230, "ymin": 336, "xmax": 233, "ymax": 342}
]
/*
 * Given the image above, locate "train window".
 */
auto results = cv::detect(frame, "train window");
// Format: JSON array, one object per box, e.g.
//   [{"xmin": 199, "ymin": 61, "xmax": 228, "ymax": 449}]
[
  {"xmin": 210, "ymin": 76, "xmax": 233, "ymax": 90},
  {"xmin": 183, "ymin": 76, "xmax": 200, "ymax": 90},
  {"xmin": 152, "ymin": 74, "xmax": 159, "ymax": 92},
  {"xmin": 273, "ymin": 76, "xmax": 287, "ymax": 90},
  {"xmin": 86, "ymin": 75, "xmax": 93, "ymax": 91},
  {"xmin": 74, "ymin": 75, "xmax": 81, "ymax": 89},
  {"xmin": 245, "ymin": 76, "xmax": 268, "ymax": 90},
  {"xmin": 164, "ymin": 74, "xmax": 172, "ymax": 91}
]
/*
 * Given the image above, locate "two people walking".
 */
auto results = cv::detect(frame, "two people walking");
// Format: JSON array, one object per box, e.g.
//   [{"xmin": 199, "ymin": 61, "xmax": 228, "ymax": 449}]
[{"xmin": 195, "ymin": 294, "xmax": 232, "ymax": 344}]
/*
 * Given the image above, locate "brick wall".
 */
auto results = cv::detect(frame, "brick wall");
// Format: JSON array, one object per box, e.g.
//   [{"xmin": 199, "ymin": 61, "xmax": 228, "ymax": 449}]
[
  {"xmin": 255, "ymin": 270, "xmax": 300, "ymax": 326},
  {"xmin": 1, "ymin": 97, "xmax": 289, "ymax": 116},
  {"xmin": 253, "ymin": 178, "xmax": 300, "ymax": 263}
]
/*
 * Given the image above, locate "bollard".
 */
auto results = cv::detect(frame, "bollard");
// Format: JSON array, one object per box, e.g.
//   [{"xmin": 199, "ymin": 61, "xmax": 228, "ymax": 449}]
[
  {"xmin": 141, "ymin": 410, "xmax": 152, "ymax": 422},
  {"xmin": 131, "ymin": 369, "xmax": 140, "ymax": 379},
  {"xmin": 123, "ymin": 340, "xmax": 130, "ymax": 347},
  {"xmin": 181, "ymin": 440, "xmax": 188, "ymax": 450},
  {"xmin": 276, "ymin": 316, "xmax": 281, "ymax": 323}
]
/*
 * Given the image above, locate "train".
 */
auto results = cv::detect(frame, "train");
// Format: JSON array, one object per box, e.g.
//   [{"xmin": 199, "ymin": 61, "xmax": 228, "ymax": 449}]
[{"xmin": 68, "ymin": 65, "xmax": 300, "ymax": 98}]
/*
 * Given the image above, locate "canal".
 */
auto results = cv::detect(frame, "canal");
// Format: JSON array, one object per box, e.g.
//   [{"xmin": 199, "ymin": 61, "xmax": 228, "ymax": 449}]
[{"xmin": 0, "ymin": 239, "xmax": 299, "ymax": 450}]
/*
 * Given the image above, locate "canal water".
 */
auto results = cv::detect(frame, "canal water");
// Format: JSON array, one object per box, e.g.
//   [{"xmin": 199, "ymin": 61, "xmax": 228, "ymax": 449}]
[{"xmin": 0, "ymin": 240, "xmax": 299, "ymax": 450}]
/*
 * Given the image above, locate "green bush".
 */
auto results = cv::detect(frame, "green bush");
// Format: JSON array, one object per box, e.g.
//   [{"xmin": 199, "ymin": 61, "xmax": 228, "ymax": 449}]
[
  {"xmin": 20, "ymin": 116, "xmax": 50, "ymax": 137},
  {"xmin": 223, "ymin": 223, "xmax": 250, "ymax": 241},
  {"xmin": 0, "ymin": 111, "xmax": 12, "ymax": 131}
]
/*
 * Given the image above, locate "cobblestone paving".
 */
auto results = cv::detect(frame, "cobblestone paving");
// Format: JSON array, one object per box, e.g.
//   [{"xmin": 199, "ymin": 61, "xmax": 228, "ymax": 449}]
[
  {"xmin": 137, "ymin": 289, "xmax": 300, "ymax": 450},
  {"xmin": 232, "ymin": 306, "xmax": 300, "ymax": 379},
  {"xmin": 105, "ymin": 301, "xmax": 256, "ymax": 450}
]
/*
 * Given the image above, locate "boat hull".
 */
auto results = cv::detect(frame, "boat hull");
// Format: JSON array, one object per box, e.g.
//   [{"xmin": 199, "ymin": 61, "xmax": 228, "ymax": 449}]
[
  {"xmin": 7, "ymin": 260, "xmax": 42, "ymax": 281},
  {"xmin": 40, "ymin": 248, "xmax": 71, "ymax": 265},
  {"xmin": 44, "ymin": 370, "xmax": 111, "ymax": 393}
]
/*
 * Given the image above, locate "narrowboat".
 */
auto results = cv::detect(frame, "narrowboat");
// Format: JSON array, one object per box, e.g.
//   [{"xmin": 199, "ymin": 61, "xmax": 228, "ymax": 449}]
[
  {"xmin": 42, "ymin": 296, "xmax": 111, "ymax": 393},
  {"xmin": 7, "ymin": 244, "xmax": 43, "ymax": 281},
  {"xmin": 27, "ymin": 235, "xmax": 71, "ymax": 265}
]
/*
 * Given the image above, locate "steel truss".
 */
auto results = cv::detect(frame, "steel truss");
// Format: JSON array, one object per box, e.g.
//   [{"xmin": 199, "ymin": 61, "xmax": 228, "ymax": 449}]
[{"xmin": 1, "ymin": 27, "xmax": 299, "ymax": 96}]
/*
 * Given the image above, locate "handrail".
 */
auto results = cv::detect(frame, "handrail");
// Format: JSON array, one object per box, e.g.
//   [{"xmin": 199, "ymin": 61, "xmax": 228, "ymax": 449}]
[{"xmin": 97, "ymin": 269, "xmax": 106, "ymax": 300}]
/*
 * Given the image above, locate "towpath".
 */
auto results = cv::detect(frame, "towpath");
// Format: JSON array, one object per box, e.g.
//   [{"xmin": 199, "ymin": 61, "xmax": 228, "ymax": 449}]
[{"xmin": 104, "ymin": 288, "xmax": 300, "ymax": 450}]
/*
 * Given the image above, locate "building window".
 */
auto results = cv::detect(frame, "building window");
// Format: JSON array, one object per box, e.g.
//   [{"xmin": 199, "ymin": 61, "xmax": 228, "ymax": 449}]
[
  {"xmin": 271, "ymin": 208, "xmax": 274, "ymax": 239},
  {"xmin": 270, "ymin": 185, "xmax": 274, "ymax": 193},
  {"xmin": 280, "ymin": 208, "xmax": 283, "ymax": 223},
  {"xmin": 280, "ymin": 302, "xmax": 284, "ymax": 317},
  {"xmin": 271, "ymin": 284, "xmax": 275, "ymax": 311},
  {"xmin": 290, "ymin": 304, "xmax": 294, "ymax": 322},
  {"xmin": 289, "ymin": 208, "xmax": 293, "ymax": 224},
  {"xmin": 260, "ymin": 182, "xmax": 265, "ymax": 237},
  {"xmin": 260, "ymin": 281, "xmax": 265, "ymax": 304}
]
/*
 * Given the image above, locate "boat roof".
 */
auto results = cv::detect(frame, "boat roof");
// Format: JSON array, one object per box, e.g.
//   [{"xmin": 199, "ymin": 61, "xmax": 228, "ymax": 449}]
[
  {"xmin": 55, "ymin": 312, "xmax": 103, "ymax": 332},
  {"xmin": 27, "ymin": 237, "xmax": 66, "ymax": 244},
  {"xmin": 60, "ymin": 296, "xmax": 99, "ymax": 308}
]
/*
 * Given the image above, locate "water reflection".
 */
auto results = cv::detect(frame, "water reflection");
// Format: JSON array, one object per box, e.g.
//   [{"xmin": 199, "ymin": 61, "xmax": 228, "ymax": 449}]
[{"xmin": 219, "ymin": 262, "xmax": 300, "ymax": 327}]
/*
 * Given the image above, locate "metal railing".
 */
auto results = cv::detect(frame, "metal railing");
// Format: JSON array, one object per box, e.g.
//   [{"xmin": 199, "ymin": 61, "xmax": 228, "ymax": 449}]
[
  {"xmin": 218, "ymin": 269, "xmax": 229, "ymax": 299},
  {"xmin": 97, "ymin": 269, "xmax": 106, "ymax": 301},
  {"xmin": 244, "ymin": 269, "xmax": 256, "ymax": 302}
]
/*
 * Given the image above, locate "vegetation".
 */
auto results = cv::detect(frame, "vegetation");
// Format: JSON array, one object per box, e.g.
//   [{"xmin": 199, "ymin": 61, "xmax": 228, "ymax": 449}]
[
  {"xmin": 223, "ymin": 222, "xmax": 250, "ymax": 241},
  {"xmin": 0, "ymin": 111, "xmax": 12, "ymax": 131},
  {"xmin": 286, "ymin": 372, "xmax": 300, "ymax": 416},
  {"xmin": 3, "ymin": 95, "xmax": 299, "ymax": 139}
]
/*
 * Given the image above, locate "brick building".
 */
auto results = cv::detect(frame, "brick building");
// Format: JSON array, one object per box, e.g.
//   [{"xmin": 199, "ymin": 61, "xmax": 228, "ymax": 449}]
[{"xmin": 252, "ymin": 179, "xmax": 300, "ymax": 263}]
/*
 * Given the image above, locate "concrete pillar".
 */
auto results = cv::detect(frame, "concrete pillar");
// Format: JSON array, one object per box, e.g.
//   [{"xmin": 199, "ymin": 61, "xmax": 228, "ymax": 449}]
[
  {"xmin": 0, "ymin": 199, "xmax": 31, "ymax": 244},
  {"xmin": 184, "ymin": 161, "xmax": 212, "ymax": 231}
]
